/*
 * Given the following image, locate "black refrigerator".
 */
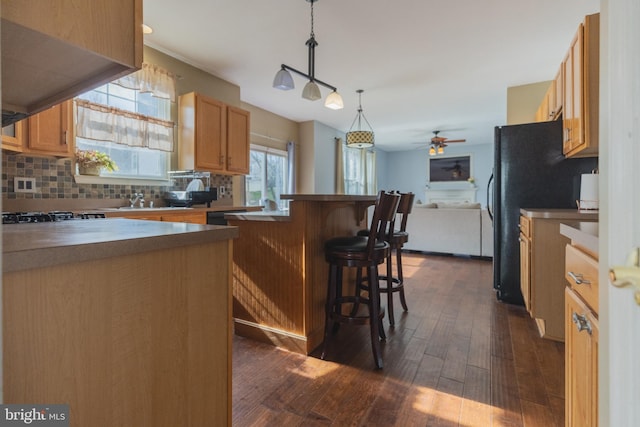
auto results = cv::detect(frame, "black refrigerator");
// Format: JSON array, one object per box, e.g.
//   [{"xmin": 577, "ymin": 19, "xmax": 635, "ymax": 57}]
[{"xmin": 488, "ymin": 120, "xmax": 598, "ymax": 304}]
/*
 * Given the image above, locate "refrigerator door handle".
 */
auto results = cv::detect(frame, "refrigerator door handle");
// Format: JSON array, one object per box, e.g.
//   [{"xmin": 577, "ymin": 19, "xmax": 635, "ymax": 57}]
[{"xmin": 487, "ymin": 172, "xmax": 494, "ymax": 221}]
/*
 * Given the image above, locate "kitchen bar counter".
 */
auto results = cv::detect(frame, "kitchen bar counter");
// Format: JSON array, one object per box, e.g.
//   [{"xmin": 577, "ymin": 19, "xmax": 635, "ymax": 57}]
[
  {"xmin": 227, "ymin": 194, "xmax": 377, "ymax": 354},
  {"xmin": 3, "ymin": 218, "xmax": 237, "ymax": 273},
  {"xmin": 560, "ymin": 221, "xmax": 599, "ymax": 255},
  {"xmin": 3, "ymin": 218, "xmax": 236, "ymax": 426}
]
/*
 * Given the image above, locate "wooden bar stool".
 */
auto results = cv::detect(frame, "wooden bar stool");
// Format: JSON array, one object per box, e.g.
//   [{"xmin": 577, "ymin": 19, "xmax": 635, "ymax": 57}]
[
  {"xmin": 357, "ymin": 192, "xmax": 415, "ymax": 326},
  {"xmin": 321, "ymin": 191, "xmax": 400, "ymax": 369},
  {"xmin": 380, "ymin": 192, "xmax": 415, "ymax": 326}
]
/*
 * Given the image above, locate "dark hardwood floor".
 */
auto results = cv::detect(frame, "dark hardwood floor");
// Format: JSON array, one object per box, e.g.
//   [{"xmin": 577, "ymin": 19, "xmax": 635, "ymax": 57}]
[{"xmin": 232, "ymin": 253, "xmax": 564, "ymax": 426}]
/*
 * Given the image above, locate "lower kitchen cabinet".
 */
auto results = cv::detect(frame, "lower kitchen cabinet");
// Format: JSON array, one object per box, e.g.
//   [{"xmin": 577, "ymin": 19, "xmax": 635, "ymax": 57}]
[
  {"xmin": 519, "ymin": 210, "xmax": 597, "ymax": 341},
  {"xmin": 3, "ymin": 221, "xmax": 235, "ymax": 426},
  {"xmin": 161, "ymin": 211, "xmax": 206, "ymax": 224},
  {"xmin": 565, "ymin": 287, "xmax": 598, "ymax": 427},
  {"xmin": 562, "ymin": 223, "xmax": 599, "ymax": 427}
]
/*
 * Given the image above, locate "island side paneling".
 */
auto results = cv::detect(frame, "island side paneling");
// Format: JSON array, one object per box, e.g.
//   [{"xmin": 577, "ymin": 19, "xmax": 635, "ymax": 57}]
[{"xmin": 229, "ymin": 197, "xmax": 374, "ymax": 354}]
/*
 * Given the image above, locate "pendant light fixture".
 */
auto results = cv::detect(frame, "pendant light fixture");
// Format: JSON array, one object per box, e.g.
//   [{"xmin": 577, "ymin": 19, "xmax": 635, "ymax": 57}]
[
  {"xmin": 346, "ymin": 89, "xmax": 375, "ymax": 148},
  {"xmin": 272, "ymin": 0, "xmax": 343, "ymax": 110}
]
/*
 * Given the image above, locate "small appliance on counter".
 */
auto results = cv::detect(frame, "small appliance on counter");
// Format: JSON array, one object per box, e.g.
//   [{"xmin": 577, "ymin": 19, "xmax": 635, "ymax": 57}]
[
  {"xmin": 165, "ymin": 170, "xmax": 218, "ymax": 207},
  {"xmin": 163, "ymin": 189, "xmax": 218, "ymax": 207},
  {"xmin": 578, "ymin": 170, "xmax": 599, "ymax": 212}
]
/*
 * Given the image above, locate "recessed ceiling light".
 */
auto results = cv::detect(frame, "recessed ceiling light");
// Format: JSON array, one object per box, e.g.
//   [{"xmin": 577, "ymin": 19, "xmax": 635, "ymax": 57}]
[{"xmin": 142, "ymin": 24, "xmax": 153, "ymax": 34}]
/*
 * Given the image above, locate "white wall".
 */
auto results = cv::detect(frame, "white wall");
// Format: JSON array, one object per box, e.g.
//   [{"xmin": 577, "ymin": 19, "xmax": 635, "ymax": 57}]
[
  {"xmin": 382, "ymin": 143, "xmax": 494, "ymax": 207},
  {"xmin": 312, "ymin": 122, "xmax": 341, "ymax": 194},
  {"xmin": 296, "ymin": 120, "xmax": 494, "ymax": 203}
]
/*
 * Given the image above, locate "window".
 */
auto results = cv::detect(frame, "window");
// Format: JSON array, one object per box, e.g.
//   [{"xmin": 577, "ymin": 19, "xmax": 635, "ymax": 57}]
[
  {"xmin": 343, "ymin": 146, "xmax": 377, "ymax": 195},
  {"xmin": 245, "ymin": 145, "xmax": 288, "ymax": 210},
  {"xmin": 75, "ymin": 63, "xmax": 175, "ymax": 179}
]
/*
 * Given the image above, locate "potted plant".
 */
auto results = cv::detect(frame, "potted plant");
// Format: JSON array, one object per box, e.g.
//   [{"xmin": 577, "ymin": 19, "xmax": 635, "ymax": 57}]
[
  {"xmin": 467, "ymin": 176, "xmax": 476, "ymax": 187},
  {"xmin": 75, "ymin": 149, "xmax": 118, "ymax": 175}
]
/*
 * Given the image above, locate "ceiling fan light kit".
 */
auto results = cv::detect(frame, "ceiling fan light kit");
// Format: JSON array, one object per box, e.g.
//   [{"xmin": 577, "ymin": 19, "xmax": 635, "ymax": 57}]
[
  {"xmin": 346, "ymin": 89, "xmax": 375, "ymax": 149},
  {"xmin": 272, "ymin": 0, "xmax": 343, "ymax": 110}
]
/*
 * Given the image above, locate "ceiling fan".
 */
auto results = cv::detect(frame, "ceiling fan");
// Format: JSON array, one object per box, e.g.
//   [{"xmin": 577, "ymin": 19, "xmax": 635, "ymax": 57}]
[
  {"xmin": 427, "ymin": 130, "xmax": 466, "ymax": 155},
  {"xmin": 430, "ymin": 130, "xmax": 466, "ymax": 147}
]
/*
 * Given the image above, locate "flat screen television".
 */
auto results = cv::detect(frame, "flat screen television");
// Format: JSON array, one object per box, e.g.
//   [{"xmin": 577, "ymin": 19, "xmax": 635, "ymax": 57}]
[{"xmin": 428, "ymin": 155, "xmax": 471, "ymax": 182}]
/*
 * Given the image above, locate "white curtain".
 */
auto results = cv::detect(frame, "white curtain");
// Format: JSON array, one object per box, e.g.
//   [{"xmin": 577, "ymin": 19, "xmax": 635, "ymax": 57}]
[
  {"xmin": 365, "ymin": 149, "xmax": 377, "ymax": 195},
  {"xmin": 112, "ymin": 63, "xmax": 177, "ymax": 102},
  {"xmin": 75, "ymin": 63, "xmax": 176, "ymax": 152},
  {"xmin": 287, "ymin": 141, "xmax": 296, "ymax": 193},
  {"xmin": 335, "ymin": 137, "xmax": 345, "ymax": 194}
]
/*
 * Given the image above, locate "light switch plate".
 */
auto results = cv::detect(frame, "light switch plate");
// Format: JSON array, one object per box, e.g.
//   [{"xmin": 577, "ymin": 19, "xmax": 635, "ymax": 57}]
[
  {"xmin": 219, "ymin": 185, "xmax": 225, "ymax": 195},
  {"xmin": 14, "ymin": 177, "xmax": 37, "ymax": 193}
]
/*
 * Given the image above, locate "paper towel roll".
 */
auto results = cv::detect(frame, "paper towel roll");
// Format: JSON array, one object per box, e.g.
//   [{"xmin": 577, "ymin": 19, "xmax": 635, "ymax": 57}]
[{"xmin": 580, "ymin": 173, "xmax": 599, "ymax": 210}]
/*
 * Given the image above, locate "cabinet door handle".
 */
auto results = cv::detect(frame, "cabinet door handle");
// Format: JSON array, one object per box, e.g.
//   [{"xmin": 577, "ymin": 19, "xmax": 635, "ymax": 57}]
[
  {"xmin": 568, "ymin": 271, "xmax": 590, "ymax": 285},
  {"xmin": 219, "ymin": 155, "xmax": 224, "ymax": 165},
  {"xmin": 62, "ymin": 130, "xmax": 68, "ymax": 145},
  {"xmin": 572, "ymin": 312, "xmax": 592, "ymax": 335}
]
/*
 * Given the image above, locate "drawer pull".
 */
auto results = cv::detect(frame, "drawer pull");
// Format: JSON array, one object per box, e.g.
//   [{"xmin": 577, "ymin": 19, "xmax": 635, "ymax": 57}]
[
  {"xmin": 568, "ymin": 271, "xmax": 591, "ymax": 285},
  {"xmin": 572, "ymin": 312, "xmax": 592, "ymax": 335}
]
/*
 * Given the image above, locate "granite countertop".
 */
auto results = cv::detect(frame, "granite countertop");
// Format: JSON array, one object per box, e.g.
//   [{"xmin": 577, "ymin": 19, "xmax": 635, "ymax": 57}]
[
  {"xmin": 3, "ymin": 218, "xmax": 238, "ymax": 273},
  {"xmin": 560, "ymin": 221, "xmax": 599, "ymax": 255},
  {"xmin": 520, "ymin": 208, "xmax": 599, "ymax": 220},
  {"xmin": 225, "ymin": 210, "xmax": 291, "ymax": 222}
]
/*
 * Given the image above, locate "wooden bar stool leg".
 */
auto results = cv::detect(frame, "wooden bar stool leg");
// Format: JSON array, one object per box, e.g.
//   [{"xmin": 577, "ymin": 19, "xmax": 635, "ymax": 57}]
[
  {"xmin": 368, "ymin": 264, "xmax": 384, "ymax": 369},
  {"xmin": 386, "ymin": 249, "xmax": 396, "ymax": 326},
  {"xmin": 321, "ymin": 264, "xmax": 338, "ymax": 360},
  {"xmin": 397, "ymin": 248, "xmax": 408, "ymax": 312}
]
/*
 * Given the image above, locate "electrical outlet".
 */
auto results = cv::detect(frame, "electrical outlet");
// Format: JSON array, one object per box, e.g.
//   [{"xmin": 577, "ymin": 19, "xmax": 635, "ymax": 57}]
[
  {"xmin": 14, "ymin": 177, "xmax": 37, "ymax": 193},
  {"xmin": 219, "ymin": 185, "xmax": 226, "ymax": 196}
]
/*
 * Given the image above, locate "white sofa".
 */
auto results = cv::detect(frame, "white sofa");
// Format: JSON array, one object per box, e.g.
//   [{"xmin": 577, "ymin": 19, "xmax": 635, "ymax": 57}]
[{"xmin": 403, "ymin": 202, "xmax": 493, "ymax": 257}]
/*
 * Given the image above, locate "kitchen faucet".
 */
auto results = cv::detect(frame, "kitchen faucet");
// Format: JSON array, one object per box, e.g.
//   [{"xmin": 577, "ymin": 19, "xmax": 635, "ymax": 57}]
[{"xmin": 130, "ymin": 192, "xmax": 144, "ymax": 208}]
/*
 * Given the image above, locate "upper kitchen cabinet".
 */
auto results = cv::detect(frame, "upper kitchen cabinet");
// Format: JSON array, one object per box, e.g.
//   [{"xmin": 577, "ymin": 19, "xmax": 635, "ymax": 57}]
[
  {"xmin": 1, "ymin": 0, "xmax": 143, "ymax": 126},
  {"xmin": 563, "ymin": 13, "xmax": 599, "ymax": 158},
  {"xmin": 1, "ymin": 121, "xmax": 25, "ymax": 152},
  {"xmin": 25, "ymin": 100, "xmax": 74, "ymax": 157},
  {"xmin": 535, "ymin": 66, "xmax": 562, "ymax": 123},
  {"xmin": 226, "ymin": 106, "xmax": 250, "ymax": 174},
  {"xmin": 179, "ymin": 92, "xmax": 250, "ymax": 175}
]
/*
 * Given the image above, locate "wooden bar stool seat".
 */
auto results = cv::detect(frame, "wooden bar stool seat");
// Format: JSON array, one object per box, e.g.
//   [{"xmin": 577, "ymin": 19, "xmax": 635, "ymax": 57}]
[{"xmin": 321, "ymin": 191, "xmax": 400, "ymax": 369}]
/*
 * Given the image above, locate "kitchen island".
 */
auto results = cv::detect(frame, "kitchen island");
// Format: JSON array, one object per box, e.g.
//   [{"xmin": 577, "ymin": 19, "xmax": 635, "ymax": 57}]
[
  {"xmin": 226, "ymin": 194, "xmax": 377, "ymax": 354},
  {"xmin": 3, "ymin": 218, "xmax": 237, "ymax": 427}
]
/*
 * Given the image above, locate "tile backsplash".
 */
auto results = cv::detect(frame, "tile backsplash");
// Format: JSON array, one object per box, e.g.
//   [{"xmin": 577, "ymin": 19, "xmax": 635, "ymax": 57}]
[{"xmin": 2, "ymin": 153, "xmax": 233, "ymax": 205}]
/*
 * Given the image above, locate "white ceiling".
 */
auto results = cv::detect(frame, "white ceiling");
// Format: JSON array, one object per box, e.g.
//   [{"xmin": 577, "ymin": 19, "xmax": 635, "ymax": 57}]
[{"xmin": 142, "ymin": 0, "xmax": 600, "ymax": 151}]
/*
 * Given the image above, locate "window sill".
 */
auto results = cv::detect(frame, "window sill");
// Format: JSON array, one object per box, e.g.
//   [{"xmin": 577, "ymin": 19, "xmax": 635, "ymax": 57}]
[{"xmin": 74, "ymin": 174, "xmax": 171, "ymax": 186}]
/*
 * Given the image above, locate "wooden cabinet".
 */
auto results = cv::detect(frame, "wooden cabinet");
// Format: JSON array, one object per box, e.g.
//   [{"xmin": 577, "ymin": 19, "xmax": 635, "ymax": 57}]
[
  {"xmin": 562, "ymin": 224, "xmax": 599, "ymax": 427},
  {"xmin": 178, "ymin": 92, "xmax": 250, "ymax": 175},
  {"xmin": 519, "ymin": 216, "xmax": 532, "ymax": 312},
  {"xmin": 518, "ymin": 211, "xmax": 597, "ymax": 341},
  {"xmin": 1, "ymin": 0, "xmax": 142, "ymax": 122},
  {"xmin": 1, "ymin": 120, "xmax": 25, "ymax": 152},
  {"xmin": 226, "ymin": 106, "xmax": 250, "ymax": 174},
  {"xmin": 535, "ymin": 67, "xmax": 563, "ymax": 122},
  {"xmin": 563, "ymin": 13, "xmax": 599, "ymax": 158},
  {"xmin": 161, "ymin": 211, "xmax": 207, "ymax": 224},
  {"xmin": 24, "ymin": 100, "xmax": 74, "ymax": 156},
  {"xmin": 105, "ymin": 209, "xmax": 207, "ymax": 224}
]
